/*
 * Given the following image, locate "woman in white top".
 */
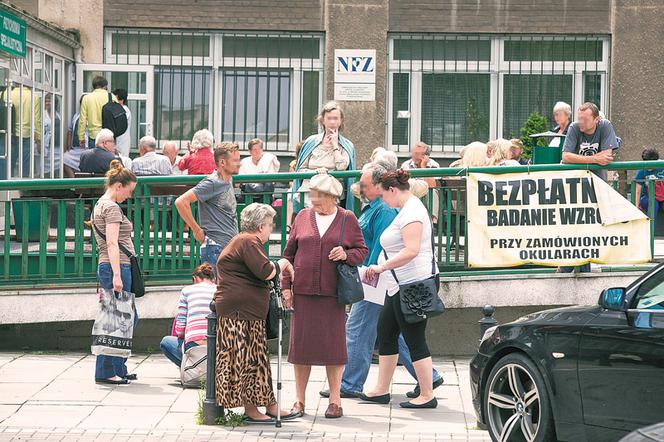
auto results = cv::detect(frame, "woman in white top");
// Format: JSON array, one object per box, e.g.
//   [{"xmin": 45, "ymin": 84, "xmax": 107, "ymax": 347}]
[
  {"xmin": 239, "ymin": 138, "xmax": 280, "ymax": 175},
  {"xmin": 361, "ymin": 169, "xmax": 438, "ymax": 409}
]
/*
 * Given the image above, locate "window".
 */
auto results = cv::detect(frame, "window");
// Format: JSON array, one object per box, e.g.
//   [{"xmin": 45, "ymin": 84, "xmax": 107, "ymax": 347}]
[
  {"xmin": 394, "ymin": 38, "xmax": 491, "ymax": 61},
  {"xmin": 301, "ymin": 71, "xmax": 321, "ymax": 141},
  {"xmin": 421, "ymin": 73, "xmax": 490, "ymax": 148},
  {"xmin": 222, "ymin": 35, "xmax": 319, "ymax": 59},
  {"xmin": 503, "ymin": 74, "xmax": 572, "ymax": 138},
  {"xmin": 504, "ymin": 39, "xmax": 603, "ymax": 62},
  {"xmin": 391, "ymin": 73, "xmax": 410, "ymax": 146},
  {"xmin": 111, "ymin": 33, "xmax": 210, "ymax": 58},
  {"xmin": 388, "ymin": 34, "xmax": 610, "ymax": 154},
  {"xmin": 221, "ymin": 70, "xmax": 290, "ymax": 146},
  {"xmin": 105, "ymin": 29, "xmax": 324, "ymax": 153},
  {"xmin": 584, "ymin": 72, "xmax": 602, "ymax": 107},
  {"xmin": 155, "ymin": 67, "xmax": 211, "ymax": 144}
]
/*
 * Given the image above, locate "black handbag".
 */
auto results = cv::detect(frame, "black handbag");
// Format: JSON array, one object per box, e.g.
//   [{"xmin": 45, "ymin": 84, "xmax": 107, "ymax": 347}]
[
  {"xmin": 92, "ymin": 221, "xmax": 145, "ymax": 298},
  {"xmin": 383, "ymin": 226, "xmax": 444, "ymax": 324},
  {"xmin": 335, "ymin": 210, "xmax": 364, "ymax": 305},
  {"xmin": 265, "ymin": 267, "xmax": 290, "ymax": 340}
]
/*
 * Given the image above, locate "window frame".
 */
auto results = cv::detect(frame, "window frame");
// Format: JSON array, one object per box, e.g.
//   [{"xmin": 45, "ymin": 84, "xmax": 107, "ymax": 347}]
[
  {"xmin": 387, "ymin": 34, "xmax": 611, "ymax": 156},
  {"xmin": 105, "ymin": 28, "xmax": 325, "ymax": 154}
]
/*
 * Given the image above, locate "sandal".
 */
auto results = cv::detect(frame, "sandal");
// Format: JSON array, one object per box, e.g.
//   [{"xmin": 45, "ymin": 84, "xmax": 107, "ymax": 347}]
[{"xmin": 290, "ymin": 401, "xmax": 305, "ymax": 418}]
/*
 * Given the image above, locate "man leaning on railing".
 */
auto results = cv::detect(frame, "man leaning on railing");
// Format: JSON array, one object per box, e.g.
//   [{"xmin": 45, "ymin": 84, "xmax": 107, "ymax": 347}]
[{"xmin": 560, "ymin": 101, "xmax": 619, "ymax": 273}]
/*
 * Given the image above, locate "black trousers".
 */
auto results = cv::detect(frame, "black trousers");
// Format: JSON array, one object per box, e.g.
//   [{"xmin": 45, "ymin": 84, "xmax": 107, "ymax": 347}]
[{"xmin": 377, "ymin": 291, "xmax": 431, "ymax": 362}]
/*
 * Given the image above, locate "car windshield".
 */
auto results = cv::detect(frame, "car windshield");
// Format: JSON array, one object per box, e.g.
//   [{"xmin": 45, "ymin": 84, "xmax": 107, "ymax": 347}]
[{"xmin": 634, "ymin": 267, "xmax": 664, "ymax": 310}]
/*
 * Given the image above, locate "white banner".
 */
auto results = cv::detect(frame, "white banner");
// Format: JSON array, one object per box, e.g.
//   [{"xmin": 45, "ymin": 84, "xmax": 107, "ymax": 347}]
[{"xmin": 467, "ymin": 170, "xmax": 651, "ymax": 267}]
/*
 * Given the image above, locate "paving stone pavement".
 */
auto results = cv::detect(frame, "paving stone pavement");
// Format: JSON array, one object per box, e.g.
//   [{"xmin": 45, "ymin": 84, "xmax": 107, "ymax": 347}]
[{"xmin": 0, "ymin": 353, "xmax": 489, "ymax": 441}]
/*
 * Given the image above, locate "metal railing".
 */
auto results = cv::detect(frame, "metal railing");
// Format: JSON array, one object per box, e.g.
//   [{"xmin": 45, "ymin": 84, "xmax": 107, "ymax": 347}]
[{"xmin": 0, "ymin": 161, "xmax": 661, "ymax": 288}]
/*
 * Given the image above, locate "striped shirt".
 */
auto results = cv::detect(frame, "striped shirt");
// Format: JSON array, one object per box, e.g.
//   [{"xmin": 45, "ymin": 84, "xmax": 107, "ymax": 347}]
[
  {"xmin": 175, "ymin": 281, "xmax": 216, "ymax": 344},
  {"xmin": 131, "ymin": 151, "xmax": 173, "ymax": 176}
]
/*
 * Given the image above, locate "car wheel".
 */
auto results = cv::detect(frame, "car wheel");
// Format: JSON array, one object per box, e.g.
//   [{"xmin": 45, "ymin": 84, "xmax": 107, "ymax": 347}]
[{"xmin": 484, "ymin": 353, "xmax": 555, "ymax": 442}]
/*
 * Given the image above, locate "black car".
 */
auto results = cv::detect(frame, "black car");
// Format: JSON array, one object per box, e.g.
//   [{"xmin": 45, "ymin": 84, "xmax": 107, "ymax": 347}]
[
  {"xmin": 470, "ymin": 263, "xmax": 664, "ymax": 442},
  {"xmin": 620, "ymin": 422, "xmax": 664, "ymax": 442}
]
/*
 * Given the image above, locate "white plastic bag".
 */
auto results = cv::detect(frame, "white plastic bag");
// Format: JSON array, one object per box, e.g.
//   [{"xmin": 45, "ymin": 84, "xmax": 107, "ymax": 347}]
[{"xmin": 91, "ymin": 288, "xmax": 135, "ymax": 358}]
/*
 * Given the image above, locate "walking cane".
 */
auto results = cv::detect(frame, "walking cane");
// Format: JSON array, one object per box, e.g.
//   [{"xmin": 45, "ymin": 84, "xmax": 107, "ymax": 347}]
[{"xmin": 273, "ymin": 278, "xmax": 293, "ymax": 428}]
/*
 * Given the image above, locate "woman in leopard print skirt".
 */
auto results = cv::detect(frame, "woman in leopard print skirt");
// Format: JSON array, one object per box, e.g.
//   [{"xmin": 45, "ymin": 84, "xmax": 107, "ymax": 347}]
[{"xmin": 214, "ymin": 203, "xmax": 296, "ymax": 423}]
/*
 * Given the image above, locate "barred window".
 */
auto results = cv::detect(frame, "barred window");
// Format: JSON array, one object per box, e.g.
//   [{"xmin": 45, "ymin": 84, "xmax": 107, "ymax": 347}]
[{"xmin": 388, "ymin": 34, "xmax": 610, "ymax": 156}]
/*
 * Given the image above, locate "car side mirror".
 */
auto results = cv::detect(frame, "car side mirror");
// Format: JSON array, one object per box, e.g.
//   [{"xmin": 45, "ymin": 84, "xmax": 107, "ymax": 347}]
[{"xmin": 599, "ymin": 287, "xmax": 627, "ymax": 311}]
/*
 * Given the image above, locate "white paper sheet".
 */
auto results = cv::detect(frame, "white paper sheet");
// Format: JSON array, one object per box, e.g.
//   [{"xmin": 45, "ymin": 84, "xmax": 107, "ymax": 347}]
[{"xmin": 359, "ymin": 266, "xmax": 388, "ymax": 306}]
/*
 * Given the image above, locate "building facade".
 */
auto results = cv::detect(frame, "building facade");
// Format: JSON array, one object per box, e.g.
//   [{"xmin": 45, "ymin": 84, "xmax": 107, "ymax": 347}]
[{"xmin": 2, "ymin": 0, "xmax": 662, "ymax": 180}]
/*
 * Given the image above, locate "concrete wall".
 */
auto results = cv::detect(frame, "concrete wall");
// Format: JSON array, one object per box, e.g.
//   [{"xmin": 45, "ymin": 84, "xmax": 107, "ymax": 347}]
[
  {"xmin": 388, "ymin": 0, "xmax": 611, "ymax": 34},
  {"xmin": 36, "ymin": 0, "xmax": 103, "ymax": 62},
  {"xmin": 610, "ymin": 0, "xmax": 664, "ymax": 162},
  {"xmin": 103, "ymin": 0, "xmax": 325, "ymax": 31},
  {"xmin": 324, "ymin": 0, "xmax": 389, "ymax": 162},
  {"xmin": 0, "ymin": 271, "xmax": 647, "ymax": 355},
  {"xmin": 8, "ymin": 0, "xmax": 38, "ymax": 15}
]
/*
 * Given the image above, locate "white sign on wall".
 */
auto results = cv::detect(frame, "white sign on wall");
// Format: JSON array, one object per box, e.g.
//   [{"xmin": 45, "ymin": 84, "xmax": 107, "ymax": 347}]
[{"xmin": 334, "ymin": 49, "xmax": 376, "ymax": 102}]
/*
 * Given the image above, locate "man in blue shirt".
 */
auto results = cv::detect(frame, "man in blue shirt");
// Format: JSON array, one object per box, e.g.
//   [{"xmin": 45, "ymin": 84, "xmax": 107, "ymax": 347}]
[{"xmin": 320, "ymin": 163, "xmax": 443, "ymax": 399}]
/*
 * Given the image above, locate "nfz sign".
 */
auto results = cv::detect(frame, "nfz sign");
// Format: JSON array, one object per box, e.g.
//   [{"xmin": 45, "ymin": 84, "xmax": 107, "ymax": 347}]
[
  {"xmin": 334, "ymin": 49, "xmax": 376, "ymax": 101},
  {"xmin": 337, "ymin": 55, "xmax": 374, "ymax": 74}
]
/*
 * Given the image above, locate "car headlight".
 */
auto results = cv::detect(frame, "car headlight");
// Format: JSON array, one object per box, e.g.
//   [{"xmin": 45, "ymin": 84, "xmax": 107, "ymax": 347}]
[{"xmin": 480, "ymin": 326, "xmax": 498, "ymax": 344}]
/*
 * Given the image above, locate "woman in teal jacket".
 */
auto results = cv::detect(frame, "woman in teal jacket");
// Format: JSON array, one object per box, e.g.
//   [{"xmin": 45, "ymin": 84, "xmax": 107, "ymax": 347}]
[{"xmin": 291, "ymin": 101, "xmax": 356, "ymax": 213}]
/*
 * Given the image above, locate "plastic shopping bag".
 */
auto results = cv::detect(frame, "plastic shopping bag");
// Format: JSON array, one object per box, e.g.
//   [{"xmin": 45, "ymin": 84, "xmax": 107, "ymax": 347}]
[{"xmin": 91, "ymin": 288, "xmax": 135, "ymax": 358}]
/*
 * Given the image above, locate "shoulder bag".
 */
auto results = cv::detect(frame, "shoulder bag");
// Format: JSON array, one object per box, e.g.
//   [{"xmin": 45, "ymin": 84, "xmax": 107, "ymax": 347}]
[
  {"xmin": 382, "ymin": 225, "xmax": 444, "ymax": 324},
  {"xmin": 336, "ymin": 209, "xmax": 364, "ymax": 305}
]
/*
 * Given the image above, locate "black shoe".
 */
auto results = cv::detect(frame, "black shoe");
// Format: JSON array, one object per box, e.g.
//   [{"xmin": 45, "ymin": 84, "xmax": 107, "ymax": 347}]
[
  {"xmin": 319, "ymin": 389, "xmax": 359, "ymax": 399},
  {"xmin": 406, "ymin": 377, "xmax": 444, "ymax": 399},
  {"xmin": 95, "ymin": 378, "xmax": 129, "ymax": 385},
  {"xmin": 359, "ymin": 392, "xmax": 391, "ymax": 404},
  {"xmin": 266, "ymin": 411, "xmax": 299, "ymax": 421},
  {"xmin": 244, "ymin": 415, "xmax": 276, "ymax": 424},
  {"xmin": 399, "ymin": 398, "xmax": 438, "ymax": 409},
  {"xmin": 125, "ymin": 373, "xmax": 138, "ymax": 381}
]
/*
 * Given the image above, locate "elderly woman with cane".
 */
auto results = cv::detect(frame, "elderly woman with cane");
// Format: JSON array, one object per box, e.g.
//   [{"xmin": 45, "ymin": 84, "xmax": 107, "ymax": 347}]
[
  {"xmin": 282, "ymin": 172, "xmax": 368, "ymax": 419},
  {"xmin": 215, "ymin": 203, "xmax": 296, "ymax": 424}
]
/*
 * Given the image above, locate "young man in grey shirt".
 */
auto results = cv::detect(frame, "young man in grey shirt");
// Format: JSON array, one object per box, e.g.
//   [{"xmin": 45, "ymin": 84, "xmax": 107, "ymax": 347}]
[
  {"xmin": 562, "ymin": 101, "xmax": 619, "ymax": 182},
  {"xmin": 560, "ymin": 102, "xmax": 619, "ymax": 273},
  {"xmin": 175, "ymin": 142, "xmax": 241, "ymax": 279}
]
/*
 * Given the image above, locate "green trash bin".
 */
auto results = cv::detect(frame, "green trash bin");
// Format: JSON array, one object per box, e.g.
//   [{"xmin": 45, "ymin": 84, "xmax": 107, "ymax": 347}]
[
  {"xmin": 530, "ymin": 132, "xmax": 565, "ymax": 165},
  {"xmin": 12, "ymin": 198, "xmax": 51, "ymax": 242}
]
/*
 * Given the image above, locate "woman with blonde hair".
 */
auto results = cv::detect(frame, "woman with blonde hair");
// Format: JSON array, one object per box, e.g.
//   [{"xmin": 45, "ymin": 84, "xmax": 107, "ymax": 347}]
[
  {"xmin": 488, "ymin": 138, "xmax": 520, "ymax": 166},
  {"xmin": 450, "ymin": 142, "xmax": 489, "ymax": 168},
  {"xmin": 91, "ymin": 160, "xmax": 138, "ymax": 384}
]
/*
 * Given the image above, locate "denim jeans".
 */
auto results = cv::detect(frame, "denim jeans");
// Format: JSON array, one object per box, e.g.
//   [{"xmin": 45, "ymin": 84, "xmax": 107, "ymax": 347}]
[
  {"xmin": 641, "ymin": 195, "xmax": 663, "ymax": 229},
  {"xmin": 0, "ymin": 137, "xmax": 32, "ymax": 179},
  {"xmin": 341, "ymin": 300, "xmax": 442, "ymax": 394},
  {"xmin": 200, "ymin": 244, "xmax": 223, "ymax": 279},
  {"xmin": 160, "ymin": 336, "xmax": 200, "ymax": 367},
  {"xmin": 95, "ymin": 263, "xmax": 138, "ymax": 380}
]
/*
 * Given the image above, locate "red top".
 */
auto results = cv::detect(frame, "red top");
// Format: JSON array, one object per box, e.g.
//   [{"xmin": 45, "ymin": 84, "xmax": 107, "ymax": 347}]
[
  {"xmin": 179, "ymin": 148, "xmax": 216, "ymax": 175},
  {"xmin": 282, "ymin": 208, "xmax": 368, "ymax": 297}
]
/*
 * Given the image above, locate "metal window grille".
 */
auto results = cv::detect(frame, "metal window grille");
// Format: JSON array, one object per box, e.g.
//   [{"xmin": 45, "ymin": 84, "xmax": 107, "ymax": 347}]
[
  {"xmin": 388, "ymin": 34, "xmax": 610, "ymax": 156},
  {"xmin": 1, "ymin": 44, "xmax": 68, "ymax": 180},
  {"xmin": 105, "ymin": 28, "xmax": 324, "ymax": 153}
]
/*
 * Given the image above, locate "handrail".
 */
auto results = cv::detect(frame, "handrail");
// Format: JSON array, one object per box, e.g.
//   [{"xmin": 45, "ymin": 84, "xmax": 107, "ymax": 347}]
[{"xmin": 0, "ymin": 160, "xmax": 662, "ymax": 191}]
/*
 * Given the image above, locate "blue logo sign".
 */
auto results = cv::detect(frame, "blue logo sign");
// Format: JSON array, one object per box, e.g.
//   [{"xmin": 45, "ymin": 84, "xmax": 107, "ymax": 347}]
[{"xmin": 337, "ymin": 56, "xmax": 374, "ymax": 73}]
